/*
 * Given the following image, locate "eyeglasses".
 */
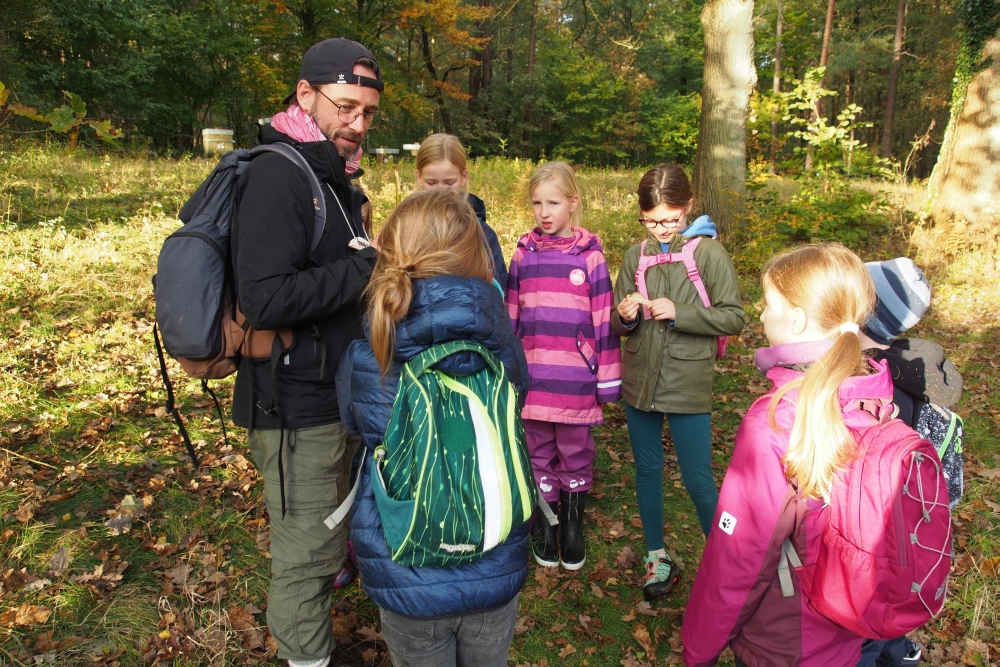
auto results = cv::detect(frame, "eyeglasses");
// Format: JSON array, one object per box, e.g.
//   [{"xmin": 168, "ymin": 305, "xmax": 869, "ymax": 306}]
[
  {"xmin": 639, "ymin": 214, "xmax": 684, "ymax": 229},
  {"xmin": 315, "ymin": 88, "xmax": 381, "ymax": 127}
]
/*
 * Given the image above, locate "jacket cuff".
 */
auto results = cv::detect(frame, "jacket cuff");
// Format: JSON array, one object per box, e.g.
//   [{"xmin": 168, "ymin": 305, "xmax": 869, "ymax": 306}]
[{"xmin": 597, "ymin": 385, "xmax": 621, "ymax": 404}]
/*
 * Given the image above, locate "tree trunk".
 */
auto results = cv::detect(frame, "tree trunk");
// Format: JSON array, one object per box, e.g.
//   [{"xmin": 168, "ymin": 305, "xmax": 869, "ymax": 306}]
[
  {"xmin": 928, "ymin": 27, "xmax": 1000, "ymax": 257},
  {"xmin": 691, "ymin": 0, "xmax": 757, "ymax": 237},
  {"xmin": 820, "ymin": 0, "xmax": 835, "ymax": 68},
  {"xmin": 528, "ymin": 0, "xmax": 538, "ymax": 73},
  {"xmin": 420, "ymin": 28, "xmax": 452, "ymax": 133},
  {"xmin": 881, "ymin": 0, "xmax": 907, "ymax": 158},
  {"xmin": 468, "ymin": 0, "xmax": 492, "ymax": 109},
  {"xmin": 806, "ymin": 0, "xmax": 835, "ymax": 171},
  {"xmin": 769, "ymin": 0, "xmax": 783, "ymax": 174}
]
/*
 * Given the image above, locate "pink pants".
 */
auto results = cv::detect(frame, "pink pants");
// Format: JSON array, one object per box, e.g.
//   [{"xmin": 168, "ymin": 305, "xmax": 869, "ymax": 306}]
[{"xmin": 523, "ymin": 419, "xmax": 595, "ymax": 503}]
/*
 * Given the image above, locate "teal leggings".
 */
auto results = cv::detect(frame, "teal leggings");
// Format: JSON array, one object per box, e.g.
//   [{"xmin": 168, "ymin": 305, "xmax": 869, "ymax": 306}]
[{"xmin": 624, "ymin": 405, "xmax": 718, "ymax": 548}]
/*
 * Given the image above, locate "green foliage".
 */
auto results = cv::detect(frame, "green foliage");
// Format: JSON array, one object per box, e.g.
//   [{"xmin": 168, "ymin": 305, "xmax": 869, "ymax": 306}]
[
  {"xmin": 1, "ymin": 82, "xmax": 120, "ymax": 150},
  {"xmin": 640, "ymin": 91, "xmax": 701, "ymax": 165}
]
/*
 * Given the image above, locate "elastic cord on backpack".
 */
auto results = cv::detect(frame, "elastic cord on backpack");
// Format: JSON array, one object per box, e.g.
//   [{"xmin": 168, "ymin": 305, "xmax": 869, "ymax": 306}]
[{"xmin": 153, "ymin": 324, "xmax": 201, "ymax": 467}]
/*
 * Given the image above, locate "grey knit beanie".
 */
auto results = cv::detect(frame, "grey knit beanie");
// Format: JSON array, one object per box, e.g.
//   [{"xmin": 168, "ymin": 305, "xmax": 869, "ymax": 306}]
[{"xmin": 862, "ymin": 257, "xmax": 931, "ymax": 345}]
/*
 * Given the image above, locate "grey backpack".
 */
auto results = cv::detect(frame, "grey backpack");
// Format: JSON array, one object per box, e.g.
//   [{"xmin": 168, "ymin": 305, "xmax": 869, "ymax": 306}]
[{"xmin": 152, "ymin": 143, "xmax": 326, "ymax": 464}]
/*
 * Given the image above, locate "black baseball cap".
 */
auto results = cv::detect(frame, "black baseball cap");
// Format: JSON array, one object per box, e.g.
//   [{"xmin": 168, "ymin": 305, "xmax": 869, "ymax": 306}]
[{"xmin": 282, "ymin": 38, "xmax": 384, "ymax": 105}]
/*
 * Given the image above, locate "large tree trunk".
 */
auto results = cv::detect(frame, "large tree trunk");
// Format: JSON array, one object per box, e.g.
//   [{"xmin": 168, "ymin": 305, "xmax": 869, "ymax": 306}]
[
  {"xmin": 691, "ymin": 0, "xmax": 757, "ymax": 237},
  {"xmin": 769, "ymin": 0, "xmax": 783, "ymax": 174},
  {"xmin": 881, "ymin": 0, "xmax": 907, "ymax": 158},
  {"xmin": 928, "ymin": 27, "xmax": 1000, "ymax": 257}
]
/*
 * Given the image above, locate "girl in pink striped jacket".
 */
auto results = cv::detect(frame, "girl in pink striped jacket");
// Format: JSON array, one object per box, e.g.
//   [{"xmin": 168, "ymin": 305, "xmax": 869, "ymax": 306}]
[{"xmin": 506, "ymin": 161, "xmax": 622, "ymax": 571}]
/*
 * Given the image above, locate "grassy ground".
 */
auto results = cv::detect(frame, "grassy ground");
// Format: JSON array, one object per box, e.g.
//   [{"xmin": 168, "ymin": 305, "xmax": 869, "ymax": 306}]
[{"xmin": 0, "ymin": 144, "xmax": 997, "ymax": 667}]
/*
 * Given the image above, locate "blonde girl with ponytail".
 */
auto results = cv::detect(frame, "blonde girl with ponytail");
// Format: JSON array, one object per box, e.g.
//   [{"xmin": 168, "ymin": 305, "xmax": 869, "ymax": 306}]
[
  {"xmin": 336, "ymin": 189, "xmax": 530, "ymax": 667},
  {"xmin": 682, "ymin": 243, "xmax": 896, "ymax": 667}
]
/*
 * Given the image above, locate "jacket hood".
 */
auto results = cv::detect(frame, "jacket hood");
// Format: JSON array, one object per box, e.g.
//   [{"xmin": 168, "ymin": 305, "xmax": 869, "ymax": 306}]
[
  {"xmin": 681, "ymin": 214, "xmax": 718, "ymax": 238},
  {"xmin": 871, "ymin": 338, "xmax": 963, "ymax": 407},
  {"xmin": 391, "ymin": 275, "xmax": 514, "ymax": 376},
  {"xmin": 517, "ymin": 226, "xmax": 601, "ymax": 254},
  {"xmin": 756, "ymin": 341, "xmax": 895, "ymax": 416},
  {"xmin": 259, "ymin": 124, "xmax": 360, "ymax": 189},
  {"xmin": 642, "ymin": 215, "xmax": 717, "ymax": 249}
]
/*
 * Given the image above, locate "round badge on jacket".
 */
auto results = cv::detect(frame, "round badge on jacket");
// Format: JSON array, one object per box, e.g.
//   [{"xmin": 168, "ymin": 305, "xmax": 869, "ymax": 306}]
[{"xmin": 569, "ymin": 269, "xmax": 586, "ymax": 286}]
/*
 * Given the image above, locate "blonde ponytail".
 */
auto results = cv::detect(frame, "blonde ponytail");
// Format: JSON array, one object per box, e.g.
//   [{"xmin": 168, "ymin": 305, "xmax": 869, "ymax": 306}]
[
  {"xmin": 366, "ymin": 190, "xmax": 493, "ymax": 375},
  {"xmin": 763, "ymin": 243, "xmax": 876, "ymax": 501}
]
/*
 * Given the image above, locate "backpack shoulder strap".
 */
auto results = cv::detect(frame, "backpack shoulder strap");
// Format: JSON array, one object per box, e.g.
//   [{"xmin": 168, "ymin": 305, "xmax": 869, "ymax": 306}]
[
  {"xmin": 678, "ymin": 237, "xmax": 712, "ymax": 309},
  {"xmin": 247, "ymin": 143, "xmax": 328, "ymax": 253}
]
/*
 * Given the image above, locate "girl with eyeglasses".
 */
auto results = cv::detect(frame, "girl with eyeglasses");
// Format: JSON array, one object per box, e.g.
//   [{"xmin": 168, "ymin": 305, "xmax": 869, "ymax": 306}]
[{"xmin": 610, "ymin": 163, "xmax": 746, "ymax": 601}]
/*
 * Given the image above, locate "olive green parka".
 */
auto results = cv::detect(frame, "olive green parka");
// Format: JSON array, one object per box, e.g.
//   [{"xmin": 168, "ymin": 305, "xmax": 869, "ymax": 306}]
[{"xmin": 611, "ymin": 230, "xmax": 746, "ymax": 414}]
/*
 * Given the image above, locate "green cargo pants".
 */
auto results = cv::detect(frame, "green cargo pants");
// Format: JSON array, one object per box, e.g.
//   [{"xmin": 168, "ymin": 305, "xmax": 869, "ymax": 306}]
[{"xmin": 248, "ymin": 423, "xmax": 360, "ymax": 663}]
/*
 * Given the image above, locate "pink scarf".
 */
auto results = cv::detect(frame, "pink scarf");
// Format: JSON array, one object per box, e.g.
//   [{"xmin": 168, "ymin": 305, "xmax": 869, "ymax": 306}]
[{"xmin": 270, "ymin": 104, "xmax": 363, "ymax": 175}]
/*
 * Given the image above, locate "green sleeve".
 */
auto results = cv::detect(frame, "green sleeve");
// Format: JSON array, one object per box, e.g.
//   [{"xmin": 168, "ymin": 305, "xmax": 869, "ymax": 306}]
[
  {"xmin": 611, "ymin": 244, "xmax": 641, "ymax": 337},
  {"xmin": 671, "ymin": 240, "xmax": 747, "ymax": 337}
]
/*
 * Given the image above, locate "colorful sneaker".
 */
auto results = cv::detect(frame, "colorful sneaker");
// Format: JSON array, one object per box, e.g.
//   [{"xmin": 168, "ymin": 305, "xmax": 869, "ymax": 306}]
[
  {"xmin": 642, "ymin": 554, "xmax": 681, "ymax": 601},
  {"xmin": 332, "ymin": 566, "xmax": 354, "ymax": 589}
]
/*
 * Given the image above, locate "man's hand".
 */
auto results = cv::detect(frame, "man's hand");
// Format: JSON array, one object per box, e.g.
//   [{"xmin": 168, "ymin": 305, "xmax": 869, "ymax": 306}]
[
  {"xmin": 648, "ymin": 298, "xmax": 676, "ymax": 321},
  {"xmin": 617, "ymin": 296, "xmax": 641, "ymax": 322}
]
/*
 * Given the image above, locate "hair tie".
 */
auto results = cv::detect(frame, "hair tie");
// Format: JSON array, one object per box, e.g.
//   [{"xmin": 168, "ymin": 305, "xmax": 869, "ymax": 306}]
[{"xmin": 839, "ymin": 322, "xmax": 859, "ymax": 335}]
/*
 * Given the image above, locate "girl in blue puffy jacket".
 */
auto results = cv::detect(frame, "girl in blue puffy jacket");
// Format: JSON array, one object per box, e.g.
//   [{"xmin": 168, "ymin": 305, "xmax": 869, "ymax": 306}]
[{"xmin": 336, "ymin": 190, "xmax": 529, "ymax": 667}]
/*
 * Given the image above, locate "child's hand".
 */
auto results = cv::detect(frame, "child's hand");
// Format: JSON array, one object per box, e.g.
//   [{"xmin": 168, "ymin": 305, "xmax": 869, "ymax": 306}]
[
  {"xmin": 618, "ymin": 296, "xmax": 642, "ymax": 322},
  {"xmin": 648, "ymin": 298, "xmax": 677, "ymax": 321}
]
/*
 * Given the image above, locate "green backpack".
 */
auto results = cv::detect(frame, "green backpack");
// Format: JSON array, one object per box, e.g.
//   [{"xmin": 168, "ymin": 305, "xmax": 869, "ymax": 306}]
[{"xmin": 371, "ymin": 339, "xmax": 536, "ymax": 567}]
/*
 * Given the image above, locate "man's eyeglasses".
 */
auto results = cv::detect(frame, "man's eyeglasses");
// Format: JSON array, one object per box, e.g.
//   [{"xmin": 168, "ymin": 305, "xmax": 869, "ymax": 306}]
[
  {"xmin": 639, "ymin": 215, "xmax": 684, "ymax": 229},
  {"xmin": 315, "ymin": 88, "xmax": 381, "ymax": 127}
]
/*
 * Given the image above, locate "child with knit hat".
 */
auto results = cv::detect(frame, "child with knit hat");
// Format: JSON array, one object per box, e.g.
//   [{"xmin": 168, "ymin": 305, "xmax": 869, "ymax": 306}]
[{"xmin": 855, "ymin": 257, "xmax": 964, "ymax": 667}]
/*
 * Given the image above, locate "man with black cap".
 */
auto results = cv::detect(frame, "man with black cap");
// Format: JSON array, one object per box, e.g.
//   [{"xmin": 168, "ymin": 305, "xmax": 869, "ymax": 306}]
[{"xmin": 230, "ymin": 38, "xmax": 383, "ymax": 667}]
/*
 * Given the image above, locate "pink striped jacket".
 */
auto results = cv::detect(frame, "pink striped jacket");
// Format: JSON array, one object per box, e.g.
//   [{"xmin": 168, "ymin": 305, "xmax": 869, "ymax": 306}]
[{"xmin": 506, "ymin": 226, "xmax": 621, "ymax": 425}]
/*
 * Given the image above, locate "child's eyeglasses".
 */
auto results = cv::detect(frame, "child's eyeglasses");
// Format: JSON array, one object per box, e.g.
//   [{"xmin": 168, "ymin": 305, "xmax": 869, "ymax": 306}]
[{"xmin": 639, "ymin": 215, "xmax": 684, "ymax": 229}]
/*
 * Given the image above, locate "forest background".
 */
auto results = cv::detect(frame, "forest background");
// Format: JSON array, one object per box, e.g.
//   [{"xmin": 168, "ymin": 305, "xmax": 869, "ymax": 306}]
[{"xmin": 0, "ymin": 0, "xmax": 971, "ymax": 170}]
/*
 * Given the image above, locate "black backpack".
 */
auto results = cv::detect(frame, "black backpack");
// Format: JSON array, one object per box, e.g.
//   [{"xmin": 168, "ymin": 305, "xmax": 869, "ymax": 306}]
[{"xmin": 152, "ymin": 143, "xmax": 326, "ymax": 465}]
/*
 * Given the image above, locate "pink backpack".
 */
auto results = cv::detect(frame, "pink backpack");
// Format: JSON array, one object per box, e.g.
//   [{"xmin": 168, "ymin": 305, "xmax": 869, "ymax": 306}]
[
  {"xmin": 778, "ymin": 419, "xmax": 952, "ymax": 639},
  {"xmin": 634, "ymin": 237, "xmax": 726, "ymax": 358}
]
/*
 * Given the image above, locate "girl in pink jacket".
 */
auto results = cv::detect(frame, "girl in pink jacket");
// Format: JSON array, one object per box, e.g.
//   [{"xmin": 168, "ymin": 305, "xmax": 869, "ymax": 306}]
[{"xmin": 683, "ymin": 243, "xmax": 895, "ymax": 667}]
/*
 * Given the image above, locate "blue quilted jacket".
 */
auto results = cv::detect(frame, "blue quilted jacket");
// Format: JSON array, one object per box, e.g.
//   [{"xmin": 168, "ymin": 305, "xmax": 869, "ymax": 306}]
[{"xmin": 336, "ymin": 275, "xmax": 530, "ymax": 618}]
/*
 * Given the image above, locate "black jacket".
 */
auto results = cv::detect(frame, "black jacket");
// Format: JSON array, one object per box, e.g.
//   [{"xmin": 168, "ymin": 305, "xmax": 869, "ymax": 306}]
[
  {"xmin": 230, "ymin": 125, "xmax": 377, "ymax": 429},
  {"xmin": 467, "ymin": 193, "xmax": 508, "ymax": 287},
  {"xmin": 867, "ymin": 338, "xmax": 963, "ymax": 427}
]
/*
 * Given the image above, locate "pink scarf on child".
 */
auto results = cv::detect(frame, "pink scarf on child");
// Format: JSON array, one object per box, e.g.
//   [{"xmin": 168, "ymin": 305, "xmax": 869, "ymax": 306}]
[{"xmin": 271, "ymin": 104, "xmax": 362, "ymax": 175}]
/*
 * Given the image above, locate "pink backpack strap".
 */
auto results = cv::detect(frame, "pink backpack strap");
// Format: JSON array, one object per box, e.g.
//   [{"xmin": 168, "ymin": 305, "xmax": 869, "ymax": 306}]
[
  {"xmin": 634, "ymin": 240, "xmax": 668, "ymax": 320},
  {"xmin": 633, "ymin": 237, "xmax": 727, "ymax": 358}
]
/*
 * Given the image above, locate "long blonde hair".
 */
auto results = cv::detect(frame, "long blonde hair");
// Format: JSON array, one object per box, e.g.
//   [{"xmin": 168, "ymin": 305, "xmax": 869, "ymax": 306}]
[
  {"xmin": 366, "ymin": 190, "xmax": 492, "ymax": 375},
  {"xmin": 763, "ymin": 243, "xmax": 876, "ymax": 501},
  {"xmin": 416, "ymin": 134, "xmax": 468, "ymax": 189},
  {"xmin": 528, "ymin": 161, "xmax": 583, "ymax": 228}
]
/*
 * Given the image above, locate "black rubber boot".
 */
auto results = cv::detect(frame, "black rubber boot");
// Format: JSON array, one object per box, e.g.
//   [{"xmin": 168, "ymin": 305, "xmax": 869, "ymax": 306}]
[
  {"xmin": 559, "ymin": 490, "xmax": 587, "ymax": 570},
  {"xmin": 530, "ymin": 501, "xmax": 560, "ymax": 567}
]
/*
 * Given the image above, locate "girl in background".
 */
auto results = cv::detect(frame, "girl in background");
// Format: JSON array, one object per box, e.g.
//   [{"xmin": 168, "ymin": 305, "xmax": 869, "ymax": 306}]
[
  {"xmin": 415, "ymin": 133, "xmax": 507, "ymax": 286},
  {"xmin": 682, "ymin": 243, "xmax": 893, "ymax": 667},
  {"xmin": 506, "ymin": 161, "xmax": 621, "ymax": 570},
  {"xmin": 611, "ymin": 163, "xmax": 745, "ymax": 600}
]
